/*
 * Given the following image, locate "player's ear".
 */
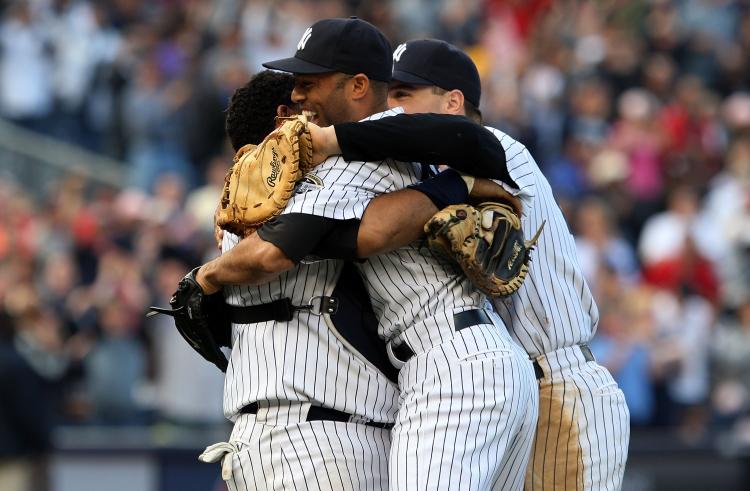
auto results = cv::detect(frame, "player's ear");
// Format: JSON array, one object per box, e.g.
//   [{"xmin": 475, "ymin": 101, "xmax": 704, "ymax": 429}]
[
  {"xmin": 444, "ymin": 89, "xmax": 465, "ymax": 115},
  {"xmin": 277, "ymin": 104, "xmax": 293, "ymax": 119},
  {"xmin": 349, "ymin": 73, "xmax": 370, "ymax": 101}
]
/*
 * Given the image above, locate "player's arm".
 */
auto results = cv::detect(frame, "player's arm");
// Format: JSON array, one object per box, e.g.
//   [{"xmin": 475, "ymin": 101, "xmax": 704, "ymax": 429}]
[
  {"xmin": 198, "ymin": 168, "xmax": 469, "ymax": 293},
  {"xmin": 197, "ymin": 234, "xmax": 291, "ymax": 293},
  {"xmin": 316, "ymin": 168, "xmax": 509, "ymax": 258},
  {"xmin": 199, "ymin": 116, "xmax": 517, "ymax": 290},
  {"xmin": 312, "ymin": 113, "xmax": 515, "ymax": 186},
  {"xmin": 336, "ymin": 188, "xmax": 439, "ymax": 257},
  {"xmin": 199, "ymin": 177, "xmax": 515, "ymax": 291},
  {"xmin": 197, "ymin": 214, "xmax": 362, "ymax": 293}
]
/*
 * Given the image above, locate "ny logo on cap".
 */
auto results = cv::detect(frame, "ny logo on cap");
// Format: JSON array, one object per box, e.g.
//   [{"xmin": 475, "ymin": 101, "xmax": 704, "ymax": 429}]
[
  {"xmin": 297, "ymin": 27, "xmax": 313, "ymax": 51},
  {"xmin": 393, "ymin": 43, "xmax": 407, "ymax": 62}
]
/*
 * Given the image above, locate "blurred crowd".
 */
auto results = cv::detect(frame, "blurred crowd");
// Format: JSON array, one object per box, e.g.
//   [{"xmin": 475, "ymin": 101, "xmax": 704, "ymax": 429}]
[{"xmin": 1, "ymin": 0, "xmax": 750, "ymax": 468}]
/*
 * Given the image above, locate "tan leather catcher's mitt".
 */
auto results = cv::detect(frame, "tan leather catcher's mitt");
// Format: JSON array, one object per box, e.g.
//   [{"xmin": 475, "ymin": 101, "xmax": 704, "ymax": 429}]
[
  {"xmin": 425, "ymin": 202, "xmax": 545, "ymax": 297},
  {"xmin": 217, "ymin": 115, "xmax": 314, "ymax": 236}
]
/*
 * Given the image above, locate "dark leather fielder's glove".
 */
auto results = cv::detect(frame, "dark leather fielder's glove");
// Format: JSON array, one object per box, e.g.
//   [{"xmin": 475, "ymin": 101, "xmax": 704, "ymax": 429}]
[
  {"xmin": 148, "ymin": 267, "xmax": 230, "ymax": 372},
  {"xmin": 425, "ymin": 202, "xmax": 545, "ymax": 297}
]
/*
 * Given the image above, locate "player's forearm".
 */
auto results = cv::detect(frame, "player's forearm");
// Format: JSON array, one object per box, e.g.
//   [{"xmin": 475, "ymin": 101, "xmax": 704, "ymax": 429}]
[
  {"xmin": 356, "ymin": 168, "xmax": 473, "ymax": 256},
  {"xmin": 356, "ymin": 189, "xmax": 438, "ymax": 257},
  {"xmin": 333, "ymin": 113, "xmax": 514, "ymax": 184},
  {"xmin": 198, "ymin": 234, "xmax": 294, "ymax": 292}
]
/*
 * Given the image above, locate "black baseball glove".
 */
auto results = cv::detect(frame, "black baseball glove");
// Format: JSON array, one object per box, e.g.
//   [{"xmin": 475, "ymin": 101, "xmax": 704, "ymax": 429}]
[{"xmin": 148, "ymin": 267, "xmax": 230, "ymax": 372}]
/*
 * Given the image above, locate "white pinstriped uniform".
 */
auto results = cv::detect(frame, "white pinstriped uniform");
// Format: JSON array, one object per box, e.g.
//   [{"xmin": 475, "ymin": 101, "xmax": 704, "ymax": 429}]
[
  {"xmin": 282, "ymin": 108, "xmax": 539, "ymax": 490},
  {"xmin": 212, "ymin": 231, "xmax": 399, "ymax": 490},
  {"xmin": 485, "ymin": 127, "xmax": 630, "ymax": 490}
]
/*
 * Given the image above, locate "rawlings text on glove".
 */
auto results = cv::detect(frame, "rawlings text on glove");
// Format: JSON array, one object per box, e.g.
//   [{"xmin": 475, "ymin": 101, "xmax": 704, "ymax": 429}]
[{"xmin": 217, "ymin": 114, "xmax": 315, "ymax": 237}]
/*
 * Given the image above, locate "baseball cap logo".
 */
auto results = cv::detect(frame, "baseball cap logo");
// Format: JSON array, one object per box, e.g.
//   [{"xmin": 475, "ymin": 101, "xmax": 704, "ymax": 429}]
[
  {"xmin": 297, "ymin": 27, "xmax": 313, "ymax": 51},
  {"xmin": 393, "ymin": 43, "xmax": 407, "ymax": 62}
]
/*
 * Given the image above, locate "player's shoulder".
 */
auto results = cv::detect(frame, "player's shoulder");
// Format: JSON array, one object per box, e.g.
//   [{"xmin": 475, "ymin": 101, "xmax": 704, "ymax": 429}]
[
  {"xmin": 483, "ymin": 125, "xmax": 537, "ymax": 170},
  {"xmin": 483, "ymin": 125, "xmax": 526, "ymax": 151}
]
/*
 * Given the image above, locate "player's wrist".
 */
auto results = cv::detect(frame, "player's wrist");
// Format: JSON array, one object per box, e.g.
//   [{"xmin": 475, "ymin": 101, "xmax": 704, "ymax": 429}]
[
  {"xmin": 196, "ymin": 265, "xmax": 220, "ymax": 295},
  {"xmin": 408, "ymin": 168, "xmax": 469, "ymax": 210}
]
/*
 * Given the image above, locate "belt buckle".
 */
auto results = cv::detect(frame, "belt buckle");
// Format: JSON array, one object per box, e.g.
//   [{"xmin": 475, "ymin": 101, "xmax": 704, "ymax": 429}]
[{"xmin": 305, "ymin": 296, "xmax": 338, "ymax": 316}]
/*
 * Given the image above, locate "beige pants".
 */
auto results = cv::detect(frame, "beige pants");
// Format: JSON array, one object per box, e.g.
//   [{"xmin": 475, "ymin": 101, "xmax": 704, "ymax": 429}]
[
  {"xmin": 525, "ymin": 346, "xmax": 630, "ymax": 491},
  {"xmin": 0, "ymin": 460, "xmax": 35, "ymax": 491}
]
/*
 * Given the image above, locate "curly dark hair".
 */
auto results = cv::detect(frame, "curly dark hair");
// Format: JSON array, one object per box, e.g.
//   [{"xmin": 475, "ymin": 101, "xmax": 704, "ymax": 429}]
[{"xmin": 225, "ymin": 70, "xmax": 295, "ymax": 151}]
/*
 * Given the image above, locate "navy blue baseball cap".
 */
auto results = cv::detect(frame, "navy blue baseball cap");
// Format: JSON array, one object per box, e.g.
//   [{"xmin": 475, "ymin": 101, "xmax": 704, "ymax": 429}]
[
  {"xmin": 263, "ymin": 18, "xmax": 392, "ymax": 82},
  {"xmin": 391, "ymin": 39, "xmax": 481, "ymax": 107}
]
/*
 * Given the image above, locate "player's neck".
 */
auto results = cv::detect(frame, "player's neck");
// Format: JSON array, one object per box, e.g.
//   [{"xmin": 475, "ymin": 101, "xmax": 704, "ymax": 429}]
[{"xmin": 356, "ymin": 104, "xmax": 388, "ymax": 122}]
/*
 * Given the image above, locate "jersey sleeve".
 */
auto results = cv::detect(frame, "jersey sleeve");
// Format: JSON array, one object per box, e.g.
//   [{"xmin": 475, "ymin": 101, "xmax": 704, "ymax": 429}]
[
  {"xmin": 257, "ymin": 214, "xmax": 360, "ymax": 262},
  {"xmin": 334, "ymin": 113, "xmax": 514, "ymax": 186},
  {"xmin": 282, "ymin": 155, "xmax": 388, "ymax": 220},
  {"xmin": 484, "ymin": 127, "xmax": 538, "ymax": 214},
  {"xmin": 283, "ymin": 154, "xmax": 420, "ymax": 219}
]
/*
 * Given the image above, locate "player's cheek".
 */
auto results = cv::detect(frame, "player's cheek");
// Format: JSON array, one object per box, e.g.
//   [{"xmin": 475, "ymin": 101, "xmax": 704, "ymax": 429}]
[{"xmin": 393, "ymin": 98, "xmax": 418, "ymax": 114}]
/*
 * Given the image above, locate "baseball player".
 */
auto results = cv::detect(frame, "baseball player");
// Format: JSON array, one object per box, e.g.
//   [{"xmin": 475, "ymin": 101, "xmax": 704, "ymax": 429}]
[
  {"xmin": 312, "ymin": 39, "xmax": 632, "ymax": 490},
  {"xmin": 198, "ymin": 68, "xmax": 400, "ymax": 491},
  {"xmin": 199, "ymin": 18, "xmax": 539, "ymax": 490}
]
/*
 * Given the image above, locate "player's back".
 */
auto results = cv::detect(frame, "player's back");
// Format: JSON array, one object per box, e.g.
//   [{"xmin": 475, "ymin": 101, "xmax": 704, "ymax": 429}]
[
  {"xmin": 485, "ymin": 128, "xmax": 599, "ymax": 358},
  {"xmin": 221, "ymin": 232, "xmax": 398, "ymax": 422}
]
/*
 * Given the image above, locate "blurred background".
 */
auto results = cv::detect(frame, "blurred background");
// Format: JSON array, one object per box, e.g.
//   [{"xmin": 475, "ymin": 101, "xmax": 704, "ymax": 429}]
[{"xmin": 0, "ymin": 0, "xmax": 749, "ymax": 490}]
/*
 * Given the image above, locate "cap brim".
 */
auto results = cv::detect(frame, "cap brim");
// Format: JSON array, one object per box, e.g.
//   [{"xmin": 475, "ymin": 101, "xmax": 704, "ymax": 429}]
[
  {"xmin": 391, "ymin": 69, "xmax": 433, "ymax": 85},
  {"xmin": 262, "ymin": 57, "xmax": 334, "ymax": 74}
]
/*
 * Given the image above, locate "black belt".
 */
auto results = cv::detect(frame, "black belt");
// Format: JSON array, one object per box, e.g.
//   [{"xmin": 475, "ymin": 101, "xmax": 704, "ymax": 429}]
[
  {"xmin": 390, "ymin": 309, "xmax": 493, "ymax": 363},
  {"xmin": 229, "ymin": 297, "xmax": 338, "ymax": 324},
  {"xmin": 240, "ymin": 402, "xmax": 393, "ymax": 430},
  {"xmin": 532, "ymin": 344, "xmax": 595, "ymax": 380}
]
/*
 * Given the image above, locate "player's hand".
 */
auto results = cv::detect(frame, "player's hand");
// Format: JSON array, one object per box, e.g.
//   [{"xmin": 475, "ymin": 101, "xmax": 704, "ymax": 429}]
[
  {"xmin": 309, "ymin": 123, "xmax": 341, "ymax": 165},
  {"xmin": 469, "ymin": 178, "xmax": 523, "ymax": 215},
  {"xmin": 147, "ymin": 267, "xmax": 229, "ymax": 372}
]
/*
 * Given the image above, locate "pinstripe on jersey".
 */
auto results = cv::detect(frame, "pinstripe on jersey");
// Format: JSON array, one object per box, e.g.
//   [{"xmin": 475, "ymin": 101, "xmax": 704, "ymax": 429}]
[
  {"xmin": 280, "ymin": 108, "xmax": 539, "ymax": 490},
  {"xmin": 284, "ymin": 108, "xmax": 487, "ymax": 343},
  {"xmin": 221, "ymin": 231, "xmax": 399, "ymax": 423},
  {"xmin": 485, "ymin": 127, "xmax": 599, "ymax": 358},
  {"xmin": 481, "ymin": 128, "xmax": 629, "ymax": 490},
  {"xmin": 390, "ymin": 323, "xmax": 538, "ymax": 490},
  {"xmin": 225, "ymin": 413, "xmax": 391, "ymax": 491},
  {"xmin": 526, "ymin": 345, "xmax": 630, "ymax": 490}
]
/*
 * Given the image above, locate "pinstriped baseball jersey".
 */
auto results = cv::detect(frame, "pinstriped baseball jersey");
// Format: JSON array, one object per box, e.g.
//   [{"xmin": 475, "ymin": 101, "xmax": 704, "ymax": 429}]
[
  {"xmin": 485, "ymin": 127, "xmax": 599, "ymax": 358},
  {"xmin": 284, "ymin": 107, "xmax": 487, "ymax": 342},
  {"xmin": 221, "ymin": 232, "xmax": 399, "ymax": 423},
  {"xmin": 482, "ymin": 128, "xmax": 629, "ymax": 490},
  {"xmin": 283, "ymin": 108, "xmax": 538, "ymax": 490},
  {"xmin": 284, "ymin": 108, "xmax": 415, "ymax": 223}
]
